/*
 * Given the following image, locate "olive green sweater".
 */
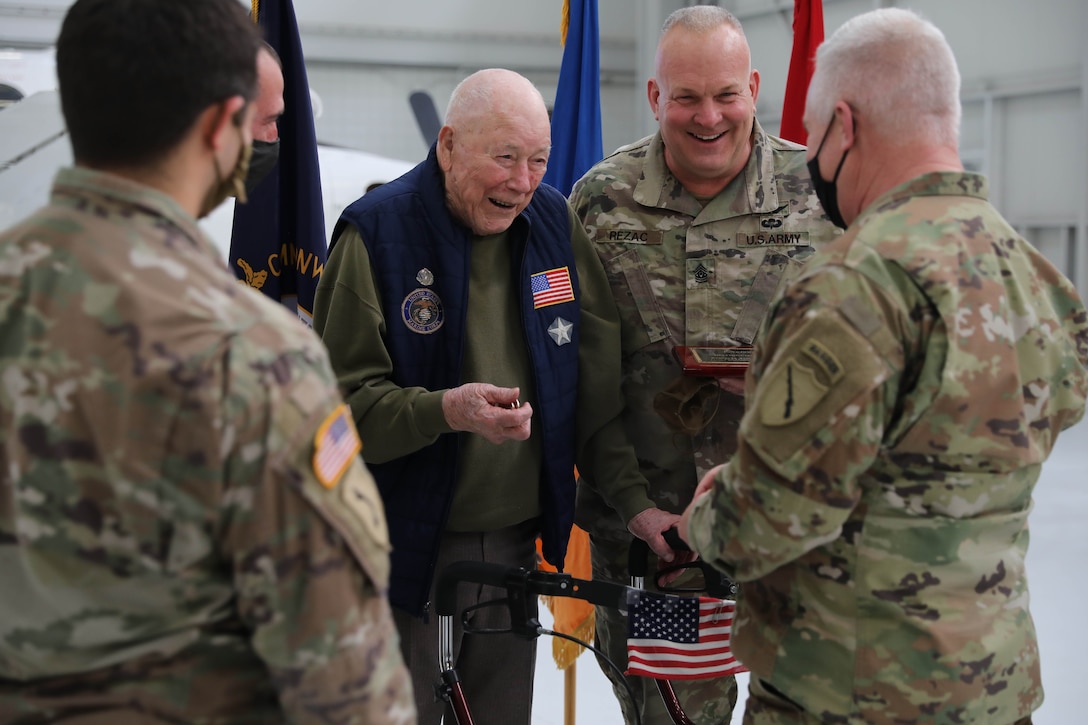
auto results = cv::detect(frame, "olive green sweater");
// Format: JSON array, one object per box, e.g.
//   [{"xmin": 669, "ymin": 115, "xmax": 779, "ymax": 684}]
[{"xmin": 314, "ymin": 207, "xmax": 655, "ymax": 532}]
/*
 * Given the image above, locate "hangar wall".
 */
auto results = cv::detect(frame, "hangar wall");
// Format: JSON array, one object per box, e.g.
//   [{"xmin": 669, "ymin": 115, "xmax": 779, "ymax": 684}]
[{"xmin": 1, "ymin": 0, "xmax": 1085, "ymax": 294}]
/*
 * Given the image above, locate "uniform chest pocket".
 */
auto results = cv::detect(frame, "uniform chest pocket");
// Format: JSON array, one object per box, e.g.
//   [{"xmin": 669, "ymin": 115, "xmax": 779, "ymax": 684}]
[{"xmin": 603, "ymin": 248, "xmax": 670, "ymax": 352}]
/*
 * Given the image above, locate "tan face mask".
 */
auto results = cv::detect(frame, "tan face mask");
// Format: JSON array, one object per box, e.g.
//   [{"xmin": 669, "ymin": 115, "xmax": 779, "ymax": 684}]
[
  {"xmin": 652, "ymin": 375, "xmax": 721, "ymax": 436},
  {"xmin": 198, "ymin": 125, "xmax": 252, "ymax": 218}
]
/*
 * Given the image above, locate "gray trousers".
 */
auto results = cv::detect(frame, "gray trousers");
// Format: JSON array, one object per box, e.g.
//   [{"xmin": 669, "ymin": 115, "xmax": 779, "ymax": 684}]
[{"xmin": 393, "ymin": 519, "xmax": 539, "ymax": 725}]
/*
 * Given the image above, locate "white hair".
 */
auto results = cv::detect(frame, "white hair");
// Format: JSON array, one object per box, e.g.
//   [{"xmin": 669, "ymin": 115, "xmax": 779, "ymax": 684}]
[
  {"xmin": 806, "ymin": 8, "xmax": 961, "ymax": 148},
  {"xmin": 444, "ymin": 68, "xmax": 547, "ymax": 128}
]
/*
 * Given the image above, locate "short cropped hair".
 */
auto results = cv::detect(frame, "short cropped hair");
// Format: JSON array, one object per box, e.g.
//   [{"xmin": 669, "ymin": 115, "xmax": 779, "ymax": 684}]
[
  {"xmin": 660, "ymin": 5, "xmax": 743, "ymax": 37},
  {"xmin": 56, "ymin": 0, "xmax": 262, "ymax": 168},
  {"xmin": 806, "ymin": 8, "xmax": 961, "ymax": 148}
]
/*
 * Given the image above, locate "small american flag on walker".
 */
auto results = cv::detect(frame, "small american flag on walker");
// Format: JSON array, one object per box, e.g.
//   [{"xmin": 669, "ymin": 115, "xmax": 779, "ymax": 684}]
[{"xmin": 626, "ymin": 592, "xmax": 747, "ymax": 680}]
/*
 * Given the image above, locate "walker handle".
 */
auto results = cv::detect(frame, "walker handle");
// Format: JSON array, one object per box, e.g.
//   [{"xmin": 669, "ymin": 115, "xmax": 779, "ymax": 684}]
[{"xmin": 434, "ymin": 561, "xmax": 517, "ymax": 616}]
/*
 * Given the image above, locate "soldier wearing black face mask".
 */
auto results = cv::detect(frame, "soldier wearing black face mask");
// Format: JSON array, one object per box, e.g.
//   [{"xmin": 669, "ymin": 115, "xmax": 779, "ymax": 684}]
[
  {"xmin": 244, "ymin": 42, "xmax": 284, "ymax": 194},
  {"xmin": 806, "ymin": 112, "xmax": 850, "ymax": 229},
  {"xmin": 0, "ymin": 0, "xmax": 414, "ymax": 721}
]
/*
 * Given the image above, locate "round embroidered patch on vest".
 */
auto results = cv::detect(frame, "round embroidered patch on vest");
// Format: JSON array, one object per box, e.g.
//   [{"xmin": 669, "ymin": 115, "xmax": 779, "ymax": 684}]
[{"xmin": 401, "ymin": 288, "xmax": 444, "ymax": 334}]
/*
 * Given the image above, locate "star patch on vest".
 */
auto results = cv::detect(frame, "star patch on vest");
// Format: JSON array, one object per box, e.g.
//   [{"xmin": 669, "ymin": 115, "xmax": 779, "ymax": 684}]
[
  {"xmin": 313, "ymin": 404, "xmax": 362, "ymax": 489},
  {"xmin": 760, "ymin": 338, "xmax": 845, "ymax": 427},
  {"xmin": 530, "ymin": 267, "xmax": 576, "ymax": 309},
  {"xmin": 548, "ymin": 316, "xmax": 573, "ymax": 346},
  {"xmin": 402, "ymin": 287, "xmax": 444, "ymax": 333}
]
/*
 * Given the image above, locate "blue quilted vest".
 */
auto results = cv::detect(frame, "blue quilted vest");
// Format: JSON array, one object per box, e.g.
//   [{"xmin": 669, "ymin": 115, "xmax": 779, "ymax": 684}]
[{"xmin": 333, "ymin": 147, "xmax": 579, "ymax": 616}]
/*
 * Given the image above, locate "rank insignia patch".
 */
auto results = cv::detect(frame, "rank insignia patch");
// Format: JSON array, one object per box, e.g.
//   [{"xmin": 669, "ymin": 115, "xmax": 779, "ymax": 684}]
[
  {"xmin": 313, "ymin": 404, "xmax": 362, "ymax": 489},
  {"xmin": 402, "ymin": 288, "xmax": 444, "ymax": 333}
]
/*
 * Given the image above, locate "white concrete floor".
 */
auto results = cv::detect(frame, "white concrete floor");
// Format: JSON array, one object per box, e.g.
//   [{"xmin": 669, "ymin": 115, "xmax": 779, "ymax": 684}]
[{"xmin": 531, "ymin": 415, "xmax": 1088, "ymax": 725}]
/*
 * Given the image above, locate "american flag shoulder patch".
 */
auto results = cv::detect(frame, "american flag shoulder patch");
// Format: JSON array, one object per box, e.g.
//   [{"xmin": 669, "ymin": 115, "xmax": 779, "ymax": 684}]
[
  {"xmin": 530, "ymin": 266, "xmax": 576, "ymax": 309},
  {"xmin": 313, "ymin": 404, "xmax": 362, "ymax": 489}
]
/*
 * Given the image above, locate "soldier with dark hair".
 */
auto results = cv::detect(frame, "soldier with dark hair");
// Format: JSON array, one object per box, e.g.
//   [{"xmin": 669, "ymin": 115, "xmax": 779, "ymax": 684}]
[
  {"xmin": 0, "ymin": 1, "xmax": 414, "ymax": 722},
  {"xmin": 244, "ymin": 41, "xmax": 286, "ymax": 195}
]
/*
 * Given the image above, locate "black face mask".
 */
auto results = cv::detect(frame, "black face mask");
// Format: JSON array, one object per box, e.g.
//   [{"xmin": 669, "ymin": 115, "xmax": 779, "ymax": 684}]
[
  {"xmin": 807, "ymin": 114, "xmax": 850, "ymax": 229},
  {"xmin": 244, "ymin": 138, "xmax": 280, "ymax": 195}
]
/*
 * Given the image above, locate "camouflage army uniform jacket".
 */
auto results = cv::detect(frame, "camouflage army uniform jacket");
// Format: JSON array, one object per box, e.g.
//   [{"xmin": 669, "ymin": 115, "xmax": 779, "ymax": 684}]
[
  {"xmin": 687, "ymin": 171, "xmax": 1088, "ymax": 724},
  {"xmin": 570, "ymin": 120, "xmax": 840, "ymax": 533},
  {"xmin": 0, "ymin": 168, "xmax": 414, "ymax": 724}
]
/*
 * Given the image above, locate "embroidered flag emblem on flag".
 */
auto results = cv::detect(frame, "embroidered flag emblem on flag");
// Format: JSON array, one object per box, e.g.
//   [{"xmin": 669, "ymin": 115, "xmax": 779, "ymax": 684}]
[
  {"xmin": 626, "ymin": 593, "xmax": 747, "ymax": 680},
  {"xmin": 313, "ymin": 404, "xmax": 362, "ymax": 489},
  {"xmin": 531, "ymin": 267, "xmax": 576, "ymax": 309}
]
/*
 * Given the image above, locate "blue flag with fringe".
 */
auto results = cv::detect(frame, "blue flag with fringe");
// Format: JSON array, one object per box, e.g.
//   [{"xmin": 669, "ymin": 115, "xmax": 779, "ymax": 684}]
[
  {"xmin": 230, "ymin": 0, "xmax": 325, "ymax": 326},
  {"xmin": 543, "ymin": 0, "xmax": 603, "ymax": 196}
]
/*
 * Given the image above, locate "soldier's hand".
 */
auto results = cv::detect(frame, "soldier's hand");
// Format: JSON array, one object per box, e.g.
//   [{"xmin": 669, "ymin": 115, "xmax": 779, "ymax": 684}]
[
  {"xmin": 679, "ymin": 464, "xmax": 726, "ymax": 547},
  {"xmin": 693, "ymin": 463, "xmax": 726, "ymax": 500},
  {"xmin": 627, "ymin": 507, "xmax": 682, "ymax": 562},
  {"xmin": 442, "ymin": 382, "xmax": 533, "ymax": 444}
]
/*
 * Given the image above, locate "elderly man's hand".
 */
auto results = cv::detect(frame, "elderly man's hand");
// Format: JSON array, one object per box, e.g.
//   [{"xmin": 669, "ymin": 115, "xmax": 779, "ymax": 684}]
[
  {"xmin": 442, "ymin": 383, "xmax": 533, "ymax": 444},
  {"xmin": 627, "ymin": 508, "xmax": 682, "ymax": 562}
]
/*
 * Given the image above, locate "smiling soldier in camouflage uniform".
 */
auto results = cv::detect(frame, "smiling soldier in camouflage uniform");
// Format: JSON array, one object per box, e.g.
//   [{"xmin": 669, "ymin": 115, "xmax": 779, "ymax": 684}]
[
  {"xmin": 569, "ymin": 6, "xmax": 839, "ymax": 724},
  {"xmin": 680, "ymin": 8, "xmax": 1088, "ymax": 725},
  {"xmin": 0, "ymin": 1, "xmax": 413, "ymax": 722}
]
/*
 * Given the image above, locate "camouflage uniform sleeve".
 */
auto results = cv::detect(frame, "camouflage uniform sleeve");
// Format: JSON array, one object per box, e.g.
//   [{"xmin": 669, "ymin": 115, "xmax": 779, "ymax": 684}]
[
  {"xmin": 313, "ymin": 224, "xmax": 451, "ymax": 464},
  {"xmin": 219, "ymin": 342, "xmax": 415, "ymax": 725},
  {"xmin": 569, "ymin": 206, "xmax": 655, "ymax": 523},
  {"xmin": 687, "ymin": 264, "xmax": 909, "ymax": 581}
]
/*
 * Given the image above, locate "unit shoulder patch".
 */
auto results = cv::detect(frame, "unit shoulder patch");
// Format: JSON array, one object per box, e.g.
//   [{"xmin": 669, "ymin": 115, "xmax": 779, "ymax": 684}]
[
  {"xmin": 760, "ymin": 356, "xmax": 829, "ymax": 427},
  {"xmin": 748, "ymin": 309, "xmax": 892, "ymax": 464},
  {"xmin": 340, "ymin": 465, "xmax": 391, "ymax": 549}
]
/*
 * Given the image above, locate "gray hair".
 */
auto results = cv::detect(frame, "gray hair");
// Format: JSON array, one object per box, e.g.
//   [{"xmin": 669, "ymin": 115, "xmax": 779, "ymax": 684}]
[
  {"xmin": 660, "ymin": 4, "xmax": 743, "ymax": 37},
  {"xmin": 806, "ymin": 8, "xmax": 961, "ymax": 148}
]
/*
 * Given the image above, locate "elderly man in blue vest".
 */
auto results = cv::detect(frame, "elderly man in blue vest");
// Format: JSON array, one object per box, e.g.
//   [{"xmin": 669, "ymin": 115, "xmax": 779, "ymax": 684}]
[{"xmin": 314, "ymin": 68, "xmax": 658, "ymax": 724}]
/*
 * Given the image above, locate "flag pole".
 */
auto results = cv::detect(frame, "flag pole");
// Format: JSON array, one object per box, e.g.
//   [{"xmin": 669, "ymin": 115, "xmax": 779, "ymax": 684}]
[
  {"xmin": 543, "ymin": 2, "xmax": 604, "ymax": 719},
  {"xmin": 564, "ymin": 662, "xmax": 576, "ymax": 725}
]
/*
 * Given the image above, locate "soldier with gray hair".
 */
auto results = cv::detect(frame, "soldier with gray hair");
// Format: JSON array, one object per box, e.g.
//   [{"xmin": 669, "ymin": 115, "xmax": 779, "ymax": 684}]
[
  {"xmin": 680, "ymin": 7, "xmax": 1088, "ymax": 724},
  {"xmin": 569, "ymin": 5, "xmax": 840, "ymax": 723},
  {"xmin": 0, "ymin": 0, "xmax": 413, "ymax": 722}
]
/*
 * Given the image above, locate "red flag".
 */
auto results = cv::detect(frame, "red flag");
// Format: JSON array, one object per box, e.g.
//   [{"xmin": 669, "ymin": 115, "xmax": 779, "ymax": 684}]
[
  {"xmin": 626, "ymin": 594, "xmax": 747, "ymax": 680},
  {"xmin": 780, "ymin": 0, "xmax": 825, "ymax": 144}
]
